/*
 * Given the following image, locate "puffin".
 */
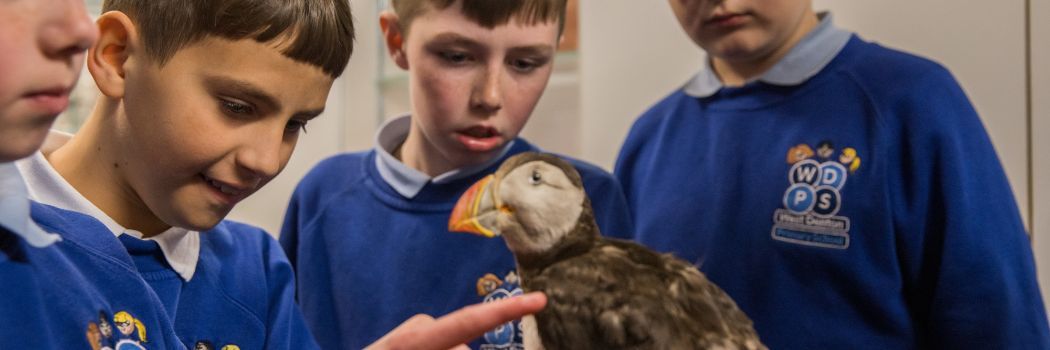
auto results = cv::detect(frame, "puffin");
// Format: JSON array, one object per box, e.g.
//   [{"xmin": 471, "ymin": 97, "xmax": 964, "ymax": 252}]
[{"xmin": 449, "ymin": 152, "xmax": 766, "ymax": 350}]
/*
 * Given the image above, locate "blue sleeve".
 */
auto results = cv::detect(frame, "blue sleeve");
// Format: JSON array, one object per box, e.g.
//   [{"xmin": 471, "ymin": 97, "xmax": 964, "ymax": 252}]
[
  {"xmin": 276, "ymin": 156, "xmax": 350, "ymax": 350},
  {"xmin": 575, "ymin": 161, "xmax": 635, "ymax": 240},
  {"xmin": 280, "ymin": 157, "xmax": 338, "ymax": 273},
  {"xmin": 279, "ymin": 186, "xmax": 303, "ymax": 272},
  {"xmin": 613, "ymin": 107, "xmax": 662, "ymax": 241},
  {"xmin": 261, "ymin": 234, "xmax": 321, "ymax": 350},
  {"xmin": 888, "ymin": 67, "xmax": 1050, "ymax": 348}
]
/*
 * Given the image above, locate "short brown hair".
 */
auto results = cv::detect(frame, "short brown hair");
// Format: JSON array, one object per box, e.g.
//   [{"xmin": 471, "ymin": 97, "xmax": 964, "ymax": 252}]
[
  {"xmin": 102, "ymin": 0, "xmax": 355, "ymax": 78},
  {"xmin": 391, "ymin": 0, "xmax": 567, "ymax": 36}
]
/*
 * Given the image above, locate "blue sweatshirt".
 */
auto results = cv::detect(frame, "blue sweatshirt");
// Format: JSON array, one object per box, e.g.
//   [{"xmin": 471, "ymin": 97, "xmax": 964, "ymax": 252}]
[
  {"xmin": 282, "ymin": 137, "xmax": 633, "ymax": 349},
  {"xmin": 614, "ymin": 28, "xmax": 1050, "ymax": 349},
  {"xmin": 16, "ymin": 140, "xmax": 318, "ymax": 349},
  {"xmin": 5, "ymin": 202, "xmax": 187, "ymax": 350},
  {"xmin": 119, "ymin": 220, "xmax": 318, "ymax": 350}
]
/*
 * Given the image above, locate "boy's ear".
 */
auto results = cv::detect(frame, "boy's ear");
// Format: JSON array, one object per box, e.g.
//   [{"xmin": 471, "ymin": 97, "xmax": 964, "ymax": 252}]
[
  {"xmin": 87, "ymin": 11, "xmax": 139, "ymax": 99},
  {"xmin": 379, "ymin": 11, "xmax": 409, "ymax": 70}
]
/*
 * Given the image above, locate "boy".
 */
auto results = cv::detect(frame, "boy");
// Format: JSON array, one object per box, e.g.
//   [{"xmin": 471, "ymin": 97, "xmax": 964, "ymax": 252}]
[
  {"xmin": 14, "ymin": 0, "xmax": 545, "ymax": 348},
  {"xmin": 280, "ymin": 0, "xmax": 633, "ymax": 348},
  {"xmin": 1, "ymin": 0, "xmax": 186, "ymax": 349},
  {"xmin": 15, "ymin": 0, "xmax": 354, "ymax": 348},
  {"xmin": 615, "ymin": 0, "xmax": 1050, "ymax": 348}
]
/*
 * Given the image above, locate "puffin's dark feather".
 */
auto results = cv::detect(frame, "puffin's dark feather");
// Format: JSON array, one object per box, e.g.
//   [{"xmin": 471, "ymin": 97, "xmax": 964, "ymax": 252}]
[{"xmin": 525, "ymin": 239, "xmax": 763, "ymax": 350}]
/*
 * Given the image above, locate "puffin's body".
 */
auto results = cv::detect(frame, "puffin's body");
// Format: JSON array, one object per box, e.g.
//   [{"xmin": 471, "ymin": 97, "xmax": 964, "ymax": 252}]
[{"xmin": 450, "ymin": 152, "xmax": 765, "ymax": 350}]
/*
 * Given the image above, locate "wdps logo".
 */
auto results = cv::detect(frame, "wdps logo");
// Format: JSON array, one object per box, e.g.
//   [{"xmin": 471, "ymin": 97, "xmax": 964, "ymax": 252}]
[
  {"xmin": 477, "ymin": 272, "xmax": 525, "ymax": 350},
  {"xmin": 784, "ymin": 159, "xmax": 846, "ymax": 217},
  {"xmin": 772, "ymin": 142, "xmax": 858, "ymax": 249}
]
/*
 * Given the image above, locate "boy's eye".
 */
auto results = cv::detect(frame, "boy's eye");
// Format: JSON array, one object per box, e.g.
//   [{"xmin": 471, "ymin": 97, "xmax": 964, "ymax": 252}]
[
  {"xmin": 438, "ymin": 51, "xmax": 471, "ymax": 64},
  {"xmin": 285, "ymin": 119, "xmax": 309, "ymax": 134},
  {"xmin": 220, "ymin": 99, "xmax": 255, "ymax": 116},
  {"xmin": 508, "ymin": 57, "xmax": 547, "ymax": 73},
  {"xmin": 510, "ymin": 58, "xmax": 541, "ymax": 71}
]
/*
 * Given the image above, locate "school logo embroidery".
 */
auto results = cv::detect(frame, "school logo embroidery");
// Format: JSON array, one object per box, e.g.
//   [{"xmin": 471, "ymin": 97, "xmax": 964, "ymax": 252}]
[
  {"xmin": 477, "ymin": 272, "xmax": 524, "ymax": 350},
  {"xmin": 772, "ymin": 141, "xmax": 860, "ymax": 249},
  {"xmin": 86, "ymin": 322, "xmax": 102, "ymax": 350},
  {"xmin": 112, "ymin": 311, "xmax": 147, "ymax": 350},
  {"xmin": 87, "ymin": 311, "xmax": 119, "ymax": 350}
]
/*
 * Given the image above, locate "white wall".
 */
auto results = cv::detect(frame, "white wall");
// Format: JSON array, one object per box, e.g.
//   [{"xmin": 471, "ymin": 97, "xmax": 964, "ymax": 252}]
[
  {"xmin": 226, "ymin": 0, "xmax": 380, "ymax": 235},
  {"xmin": 1032, "ymin": 0, "xmax": 1050, "ymax": 321},
  {"xmin": 577, "ymin": 0, "xmax": 702, "ymax": 170},
  {"xmin": 518, "ymin": 55, "xmax": 583, "ymax": 156}
]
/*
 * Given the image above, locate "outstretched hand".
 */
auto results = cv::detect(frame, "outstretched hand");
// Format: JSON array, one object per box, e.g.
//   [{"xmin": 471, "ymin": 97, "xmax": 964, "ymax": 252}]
[{"xmin": 365, "ymin": 291, "xmax": 547, "ymax": 350}]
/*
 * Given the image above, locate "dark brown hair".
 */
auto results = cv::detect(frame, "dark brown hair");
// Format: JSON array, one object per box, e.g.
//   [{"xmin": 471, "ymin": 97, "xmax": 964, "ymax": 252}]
[
  {"xmin": 391, "ymin": 0, "xmax": 567, "ymax": 36},
  {"xmin": 102, "ymin": 0, "xmax": 355, "ymax": 78}
]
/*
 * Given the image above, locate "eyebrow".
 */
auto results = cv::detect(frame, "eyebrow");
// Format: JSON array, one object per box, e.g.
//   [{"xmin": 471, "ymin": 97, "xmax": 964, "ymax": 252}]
[
  {"xmin": 428, "ymin": 32, "xmax": 554, "ymax": 56},
  {"xmin": 204, "ymin": 76, "xmax": 280, "ymax": 112},
  {"xmin": 428, "ymin": 32, "xmax": 486, "ymax": 51},
  {"xmin": 508, "ymin": 45, "xmax": 554, "ymax": 58},
  {"xmin": 203, "ymin": 75, "xmax": 325, "ymax": 119}
]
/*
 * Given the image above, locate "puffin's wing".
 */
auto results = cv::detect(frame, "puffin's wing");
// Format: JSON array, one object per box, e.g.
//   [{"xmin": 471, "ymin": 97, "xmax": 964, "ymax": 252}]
[
  {"xmin": 529, "ymin": 239, "xmax": 765, "ymax": 350},
  {"xmin": 643, "ymin": 242, "xmax": 766, "ymax": 350},
  {"xmin": 528, "ymin": 243, "xmax": 670, "ymax": 350}
]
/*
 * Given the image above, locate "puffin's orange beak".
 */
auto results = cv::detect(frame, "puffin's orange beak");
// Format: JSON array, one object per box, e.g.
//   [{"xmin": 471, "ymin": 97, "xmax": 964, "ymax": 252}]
[{"xmin": 449, "ymin": 175, "xmax": 498, "ymax": 237}]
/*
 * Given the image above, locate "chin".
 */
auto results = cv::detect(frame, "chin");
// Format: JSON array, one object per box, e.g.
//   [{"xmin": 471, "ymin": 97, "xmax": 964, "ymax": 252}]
[
  {"xmin": 457, "ymin": 150, "xmax": 501, "ymax": 166},
  {"xmin": 0, "ymin": 131, "xmax": 48, "ymax": 162},
  {"xmin": 173, "ymin": 212, "xmax": 225, "ymax": 232}
]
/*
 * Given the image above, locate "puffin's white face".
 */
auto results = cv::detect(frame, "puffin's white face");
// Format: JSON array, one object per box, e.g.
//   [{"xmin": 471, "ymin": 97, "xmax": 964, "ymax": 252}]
[{"xmin": 495, "ymin": 160, "xmax": 585, "ymax": 254}]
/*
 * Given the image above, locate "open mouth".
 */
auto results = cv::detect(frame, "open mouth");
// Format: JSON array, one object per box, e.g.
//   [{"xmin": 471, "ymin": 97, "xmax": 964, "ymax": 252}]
[
  {"xmin": 200, "ymin": 174, "xmax": 246, "ymax": 198},
  {"xmin": 455, "ymin": 126, "xmax": 503, "ymax": 152},
  {"xmin": 461, "ymin": 126, "xmax": 498, "ymax": 138}
]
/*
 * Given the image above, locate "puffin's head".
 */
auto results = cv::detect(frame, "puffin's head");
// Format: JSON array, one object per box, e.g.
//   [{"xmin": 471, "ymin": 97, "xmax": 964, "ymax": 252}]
[{"xmin": 449, "ymin": 152, "xmax": 592, "ymax": 255}]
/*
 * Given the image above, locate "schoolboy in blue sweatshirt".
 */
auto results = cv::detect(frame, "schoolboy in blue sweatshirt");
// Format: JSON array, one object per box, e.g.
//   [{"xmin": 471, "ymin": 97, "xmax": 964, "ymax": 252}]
[
  {"xmin": 615, "ymin": 1, "xmax": 1050, "ymax": 349},
  {"xmin": 14, "ymin": 0, "xmax": 356, "ymax": 348},
  {"xmin": 281, "ymin": 1, "xmax": 633, "ymax": 349},
  {"xmin": 0, "ymin": 1, "xmax": 184, "ymax": 349},
  {"xmin": 22, "ymin": 141, "xmax": 314, "ymax": 349}
]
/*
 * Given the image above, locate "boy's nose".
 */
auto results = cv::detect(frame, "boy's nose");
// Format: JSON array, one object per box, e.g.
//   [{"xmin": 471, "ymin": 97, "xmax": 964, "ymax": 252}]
[
  {"xmin": 40, "ymin": 0, "xmax": 98, "ymax": 61},
  {"xmin": 235, "ymin": 131, "xmax": 285, "ymax": 182},
  {"xmin": 470, "ymin": 66, "xmax": 503, "ymax": 114}
]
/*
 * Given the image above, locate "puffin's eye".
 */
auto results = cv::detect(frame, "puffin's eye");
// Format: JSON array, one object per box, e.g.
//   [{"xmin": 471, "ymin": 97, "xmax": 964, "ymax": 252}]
[{"xmin": 529, "ymin": 170, "xmax": 542, "ymax": 185}]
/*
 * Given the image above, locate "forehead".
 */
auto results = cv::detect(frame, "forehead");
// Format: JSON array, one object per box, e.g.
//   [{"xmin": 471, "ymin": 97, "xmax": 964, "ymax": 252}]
[
  {"xmin": 406, "ymin": 3, "xmax": 560, "ymax": 46},
  {"xmin": 163, "ymin": 37, "xmax": 334, "ymax": 109}
]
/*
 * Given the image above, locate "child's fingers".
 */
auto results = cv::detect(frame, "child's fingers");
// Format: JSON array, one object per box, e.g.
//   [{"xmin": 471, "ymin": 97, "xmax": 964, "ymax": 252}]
[
  {"xmin": 366, "ymin": 292, "xmax": 547, "ymax": 350},
  {"xmin": 422, "ymin": 291, "xmax": 547, "ymax": 349},
  {"xmin": 364, "ymin": 314, "xmax": 434, "ymax": 350}
]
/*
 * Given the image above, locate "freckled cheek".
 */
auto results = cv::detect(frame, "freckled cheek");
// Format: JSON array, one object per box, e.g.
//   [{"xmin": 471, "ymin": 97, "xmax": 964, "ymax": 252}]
[
  {"xmin": 414, "ymin": 69, "xmax": 467, "ymax": 118},
  {"xmin": 503, "ymin": 78, "xmax": 547, "ymax": 129}
]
